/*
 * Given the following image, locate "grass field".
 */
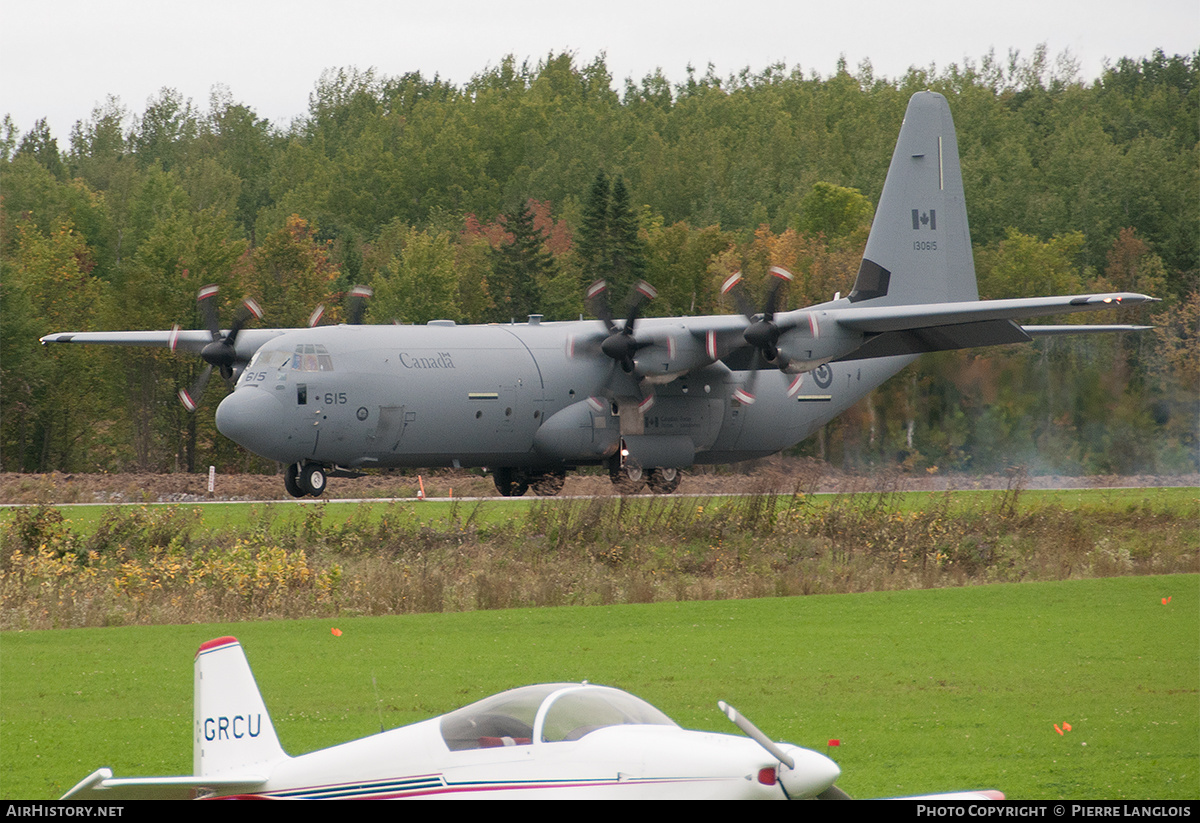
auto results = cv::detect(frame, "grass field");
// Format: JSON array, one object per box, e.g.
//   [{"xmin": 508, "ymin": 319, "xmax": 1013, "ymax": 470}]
[
  {"xmin": 2, "ymin": 574, "xmax": 1196, "ymax": 800},
  {"xmin": 4, "ymin": 486, "xmax": 1195, "ymax": 629},
  {"xmin": 4, "ymin": 486, "xmax": 1195, "ymax": 536}
]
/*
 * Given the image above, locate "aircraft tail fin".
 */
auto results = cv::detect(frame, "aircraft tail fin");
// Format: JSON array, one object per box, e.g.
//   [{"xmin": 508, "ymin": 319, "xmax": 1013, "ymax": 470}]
[
  {"xmin": 61, "ymin": 637, "xmax": 283, "ymax": 799},
  {"xmin": 194, "ymin": 636, "xmax": 287, "ymax": 777},
  {"xmin": 850, "ymin": 91, "xmax": 979, "ymax": 307}
]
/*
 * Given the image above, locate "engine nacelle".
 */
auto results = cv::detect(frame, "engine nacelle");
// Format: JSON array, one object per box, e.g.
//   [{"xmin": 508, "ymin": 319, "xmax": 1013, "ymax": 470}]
[
  {"xmin": 632, "ymin": 327, "xmax": 713, "ymax": 384},
  {"xmin": 775, "ymin": 313, "xmax": 865, "ymax": 374}
]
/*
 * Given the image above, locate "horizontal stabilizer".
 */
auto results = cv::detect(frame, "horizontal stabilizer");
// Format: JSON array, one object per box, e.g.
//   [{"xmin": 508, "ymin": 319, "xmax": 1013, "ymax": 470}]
[{"xmin": 61, "ymin": 768, "xmax": 267, "ymax": 800}]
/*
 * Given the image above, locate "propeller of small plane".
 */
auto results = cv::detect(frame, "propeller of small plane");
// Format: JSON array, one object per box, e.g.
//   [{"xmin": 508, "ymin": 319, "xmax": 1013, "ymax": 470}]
[
  {"xmin": 307, "ymin": 285, "xmax": 374, "ymax": 327},
  {"xmin": 718, "ymin": 700, "xmax": 850, "ymax": 800},
  {"xmin": 175, "ymin": 285, "xmax": 263, "ymax": 412},
  {"xmin": 721, "ymin": 267, "xmax": 802, "ymax": 404}
]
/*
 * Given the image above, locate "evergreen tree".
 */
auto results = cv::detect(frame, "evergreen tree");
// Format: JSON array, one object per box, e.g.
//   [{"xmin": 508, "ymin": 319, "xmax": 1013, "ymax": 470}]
[
  {"xmin": 607, "ymin": 175, "xmax": 647, "ymax": 296},
  {"xmin": 577, "ymin": 170, "xmax": 611, "ymax": 279},
  {"xmin": 492, "ymin": 200, "xmax": 551, "ymax": 320}
]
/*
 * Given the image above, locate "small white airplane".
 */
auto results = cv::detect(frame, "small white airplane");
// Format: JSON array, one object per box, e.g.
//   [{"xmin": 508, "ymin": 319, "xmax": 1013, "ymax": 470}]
[{"xmin": 62, "ymin": 637, "xmax": 1004, "ymax": 800}]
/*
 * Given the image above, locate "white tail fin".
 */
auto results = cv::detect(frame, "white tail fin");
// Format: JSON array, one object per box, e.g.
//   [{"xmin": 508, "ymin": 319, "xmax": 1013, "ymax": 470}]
[
  {"xmin": 851, "ymin": 91, "xmax": 979, "ymax": 306},
  {"xmin": 193, "ymin": 637, "xmax": 286, "ymax": 776}
]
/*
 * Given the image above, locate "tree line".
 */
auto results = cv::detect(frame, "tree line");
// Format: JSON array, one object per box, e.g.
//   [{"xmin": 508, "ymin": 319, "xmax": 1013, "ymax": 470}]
[{"xmin": 2, "ymin": 47, "xmax": 1196, "ymax": 476}]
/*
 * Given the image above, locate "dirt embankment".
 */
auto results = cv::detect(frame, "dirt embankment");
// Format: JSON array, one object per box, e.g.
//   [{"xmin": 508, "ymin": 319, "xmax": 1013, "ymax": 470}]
[{"xmin": 2, "ymin": 459, "xmax": 1195, "ymax": 505}]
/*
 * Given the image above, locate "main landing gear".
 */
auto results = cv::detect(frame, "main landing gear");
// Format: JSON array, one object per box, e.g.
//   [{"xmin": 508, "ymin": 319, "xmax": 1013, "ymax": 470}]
[
  {"xmin": 609, "ymin": 461, "xmax": 683, "ymax": 495},
  {"xmin": 492, "ymin": 468, "xmax": 567, "ymax": 497},
  {"xmin": 285, "ymin": 462, "xmax": 327, "ymax": 498}
]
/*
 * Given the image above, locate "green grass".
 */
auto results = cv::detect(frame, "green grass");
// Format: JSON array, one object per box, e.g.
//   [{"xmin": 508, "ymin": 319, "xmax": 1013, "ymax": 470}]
[{"xmin": 3, "ymin": 574, "xmax": 1196, "ymax": 800}]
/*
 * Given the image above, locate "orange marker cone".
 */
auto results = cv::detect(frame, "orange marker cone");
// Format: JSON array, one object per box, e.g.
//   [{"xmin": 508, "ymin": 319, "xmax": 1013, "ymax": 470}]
[
  {"xmin": 331, "ymin": 628, "xmax": 342, "ymax": 637},
  {"xmin": 1162, "ymin": 596, "xmax": 1171, "ymax": 604},
  {"xmin": 1063, "ymin": 722, "xmax": 1072, "ymax": 732},
  {"xmin": 1055, "ymin": 724, "xmax": 1063, "ymax": 735}
]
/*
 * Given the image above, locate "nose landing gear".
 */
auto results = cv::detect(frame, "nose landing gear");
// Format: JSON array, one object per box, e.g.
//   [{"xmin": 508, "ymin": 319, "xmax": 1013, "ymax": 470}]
[{"xmin": 285, "ymin": 462, "xmax": 327, "ymax": 498}]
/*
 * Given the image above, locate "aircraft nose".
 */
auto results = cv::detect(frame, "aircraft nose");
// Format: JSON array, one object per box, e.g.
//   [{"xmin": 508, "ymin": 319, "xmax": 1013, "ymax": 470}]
[
  {"xmin": 778, "ymin": 747, "xmax": 841, "ymax": 798},
  {"xmin": 216, "ymin": 388, "xmax": 292, "ymax": 462}
]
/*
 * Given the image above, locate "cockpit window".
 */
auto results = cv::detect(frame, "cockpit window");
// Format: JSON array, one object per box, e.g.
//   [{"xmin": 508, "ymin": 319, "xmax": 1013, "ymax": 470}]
[
  {"xmin": 291, "ymin": 344, "xmax": 333, "ymax": 372},
  {"xmin": 438, "ymin": 684, "xmax": 677, "ymax": 751},
  {"xmin": 246, "ymin": 348, "xmax": 293, "ymax": 370},
  {"xmin": 440, "ymin": 684, "xmax": 558, "ymax": 751}
]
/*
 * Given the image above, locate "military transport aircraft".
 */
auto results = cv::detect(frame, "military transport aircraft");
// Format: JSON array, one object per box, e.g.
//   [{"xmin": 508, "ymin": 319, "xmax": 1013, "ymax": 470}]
[
  {"xmin": 61, "ymin": 636, "xmax": 1004, "ymax": 800},
  {"xmin": 41, "ymin": 92, "xmax": 1155, "ymax": 498}
]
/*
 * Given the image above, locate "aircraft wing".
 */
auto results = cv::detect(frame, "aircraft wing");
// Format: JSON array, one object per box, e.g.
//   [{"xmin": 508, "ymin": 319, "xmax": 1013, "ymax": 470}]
[
  {"xmin": 61, "ymin": 767, "xmax": 268, "ymax": 800},
  {"xmin": 820, "ymin": 292, "xmax": 1156, "ymax": 363},
  {"xmin": 831, "ymin": 292, "xmax": 1156, "ymax": 334},
  {"xmin": 40, "ymin": 329, "xmax": 293, "ymax": 357}
]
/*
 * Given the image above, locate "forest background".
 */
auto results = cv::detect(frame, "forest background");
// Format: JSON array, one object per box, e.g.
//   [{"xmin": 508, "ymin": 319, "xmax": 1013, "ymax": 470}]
[{"xmin": 1, "ymin": 47, "xmax": 1196, "ymax": 478}]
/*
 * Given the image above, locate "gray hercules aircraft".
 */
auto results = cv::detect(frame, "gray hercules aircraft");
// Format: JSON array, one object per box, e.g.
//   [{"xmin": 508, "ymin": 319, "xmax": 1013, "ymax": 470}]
[{"xmin": 42, "ymin": 92, "xmax": 1155, "ymax": 498}]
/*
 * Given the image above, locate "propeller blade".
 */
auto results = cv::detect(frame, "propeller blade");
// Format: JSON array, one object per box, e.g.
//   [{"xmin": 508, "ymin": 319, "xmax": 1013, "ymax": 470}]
[
  {"xmin": 347, "ymin": 285, "xmax": 372, "ymax": 324},
  {"xmin": 198, "ymin": 285, "xmax": 221, "ymax": 340},
  {"xmin": 178, "ymin": 364, "xmax": 214, "ymax": 412},
  {"xmin": 816, "ymin": 784, "xmax": 853, "ymax": 800},
  {"xmin": 587, "ymin": 280, "xmax": 616, "ymax": 332},
  {"xmin": 718, "ymin": 701, "xmax": 794, "ymax": 769},
  {"xmin": 227, "ymin": 297, "xmax": 263, "ymax": 342},
  {"xmin": 721, "ymin": 271, "xmax": 759, "ymax": 320},
  {"xmin": 762, "ymin": 266, "xmax": 794, "ymax": 318}
]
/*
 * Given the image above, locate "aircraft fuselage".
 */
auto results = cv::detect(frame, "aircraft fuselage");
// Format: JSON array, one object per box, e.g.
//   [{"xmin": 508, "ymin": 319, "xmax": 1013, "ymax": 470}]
[{"xmin": 215, "ymin": 318, "xmax": 913, "ymax": 476}]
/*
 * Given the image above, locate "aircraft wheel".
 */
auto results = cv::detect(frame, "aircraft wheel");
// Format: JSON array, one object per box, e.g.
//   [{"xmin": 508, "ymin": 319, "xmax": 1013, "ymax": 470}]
[
  {"xmin": 299, "ymin": 463, "xmax": 327, "ymax": 497},
  {"xmin": 531, "ymin": 471, "xmax": 566, "ymax": 496},
  {"xmin": 647, "ymin": 467, "xmax": 682, "ymax": 495},
  {"xmin": 493, "ymin": 468, "xmax": 529, "ymax": 497},
  {"xmin": 609, "ymin": 460, "xmax": 647, "ymax": 495},
  {"xmin": 284, "ymin": 463, "xmax": 305, "ymax": 498}
]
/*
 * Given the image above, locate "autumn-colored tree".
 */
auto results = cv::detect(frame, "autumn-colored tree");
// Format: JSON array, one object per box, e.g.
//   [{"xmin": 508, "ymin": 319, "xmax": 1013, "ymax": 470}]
[{"xmin": 236, "ymin": 214, "xmax": 340, "ymax": 327}]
